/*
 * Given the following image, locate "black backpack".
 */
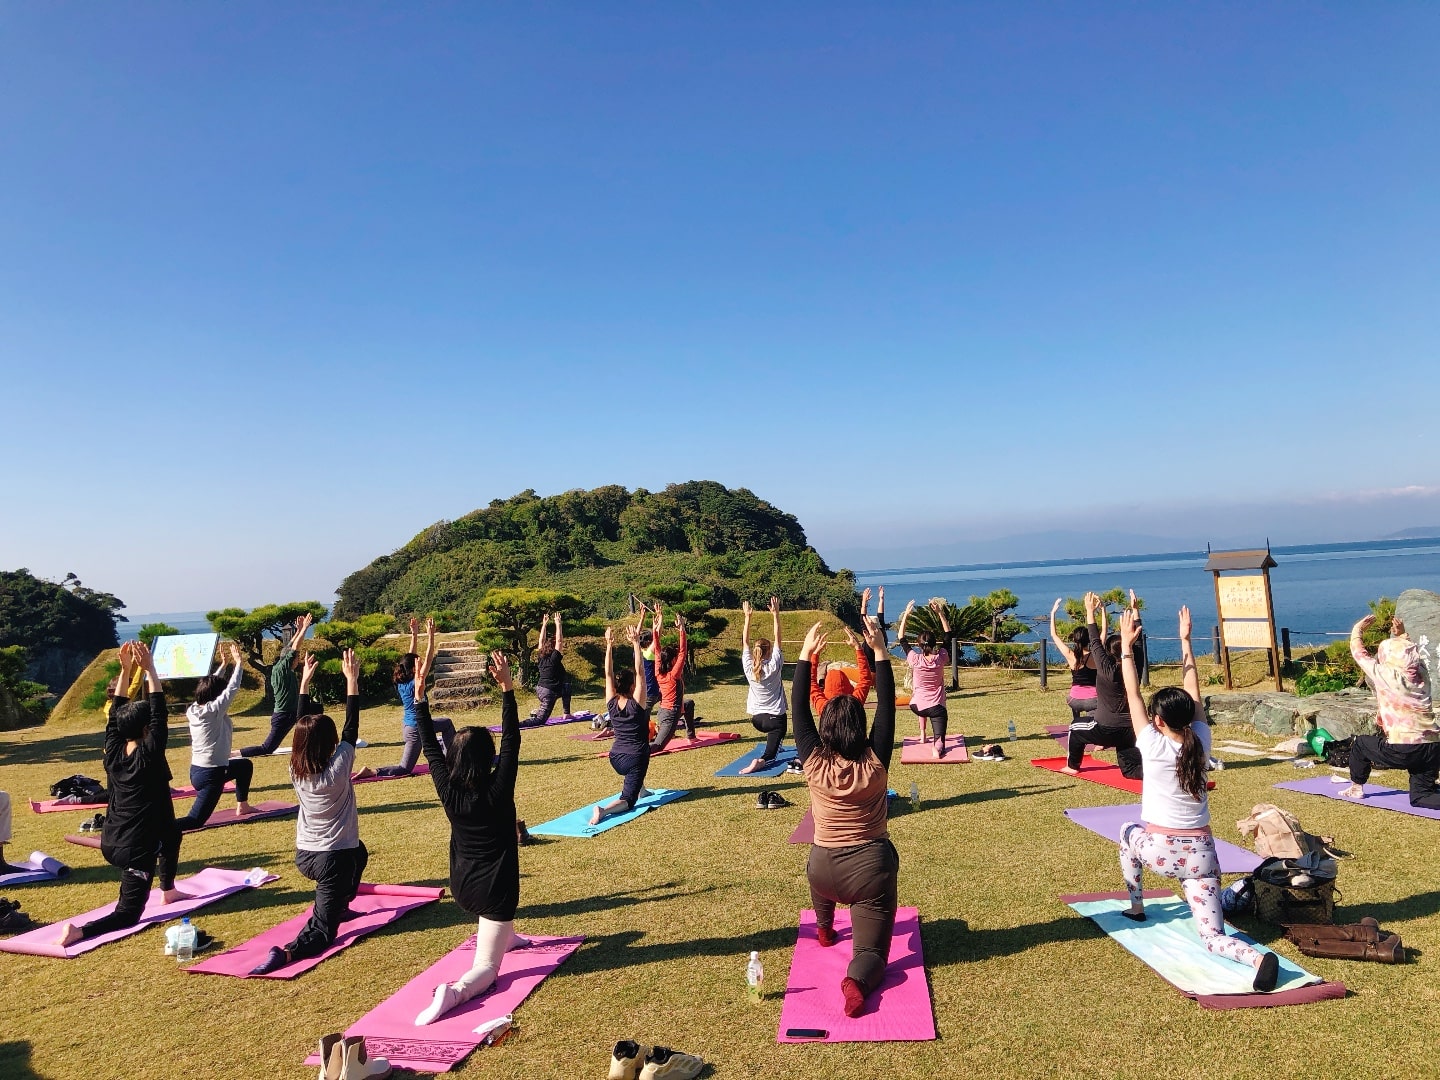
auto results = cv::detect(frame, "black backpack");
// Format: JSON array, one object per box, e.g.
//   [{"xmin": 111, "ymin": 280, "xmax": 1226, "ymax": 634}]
[{"xmin": 50, "ymin": 774, "xmax": 107, "ymax": 802}]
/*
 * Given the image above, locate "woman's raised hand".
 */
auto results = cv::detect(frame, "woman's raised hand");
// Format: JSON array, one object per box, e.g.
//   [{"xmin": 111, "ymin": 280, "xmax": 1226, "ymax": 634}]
[
  {"xmin": 742, "ymin": 600, "xmax": 752, "ymax": 617},
  {"xmin": 489, "ymin": 650, "xmax": 513, "ymax": 692},
  {"xmin": 861, "ymin": 586, "xmax": 872, "ymax": 613},
  {"xmin": 800, "ymin": 622, "xmax": 828, "ymax": 662},
  {"xmin": 1178, "ymin": 606, "xmax": 1192, "ymax": 642},
  {"xmin": 1051, "ymin": 598, "xmax": 1062, "ymax": 617},
  {"xmin": 1083, "ymin": 591, "xmax": 1099, "ymax": 620},
  {"xmin": 341, "ymin": 648, "xmax": 360, "ymax": 693},
  {"xmin": 604, "ymin": 625, "xmax": 615, "ymax": 646},
  {"xmin": 860, "ymin": 614, "xmax": 887, "ymax": 656},
  {"xmin": 1119, "ymin": 609, "xmax": 1141, "ymax": 651},
  {"xmin": 842, "ymin": 625, "xmax": 858, "ymax": 649}
]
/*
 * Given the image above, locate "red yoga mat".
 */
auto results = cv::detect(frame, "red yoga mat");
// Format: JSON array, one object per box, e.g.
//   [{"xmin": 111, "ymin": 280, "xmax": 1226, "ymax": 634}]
[
  {"xmin": 1032, "ymin": 756, "xmax": 1214, "ymax": 794},
  {"xmin": 186, "ymin": 883, "xmax": 444, "ymax": 978},
  {"xmin": 899, "ymin": 736, "xmax": 968, "ymax": 764},
  {"xmin": 592, "ymin": 731, "xmax": 740, "ymax": 758},
  {"xmin": 302, "ymin": 934, "xmax": 584, "ymax": 1072},
  {"xmin": 777, "ymin": 907, "xmax": 935, "ymax": 1042}
]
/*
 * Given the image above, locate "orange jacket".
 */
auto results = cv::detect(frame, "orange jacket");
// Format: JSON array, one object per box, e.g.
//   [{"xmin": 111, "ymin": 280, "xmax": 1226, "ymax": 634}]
[
  {"xmin": 810, "ymin": 645, "xmax": 873, "ymax": 713},
  {"xmin": 655, "ymin": 624, "xmax": 688, "ymax": 710}
]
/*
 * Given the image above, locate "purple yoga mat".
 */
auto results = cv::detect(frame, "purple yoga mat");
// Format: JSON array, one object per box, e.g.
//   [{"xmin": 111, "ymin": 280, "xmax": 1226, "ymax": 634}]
[
  {"xmin": 0, "ymin": 852, "xmax": 70, "ymax": 886},
  {"xmin": 777, "ymin": 907, "xmax": 935, "ymax": 1043},
  {"xmin": 1063, "ymin": 805, "xmax": 1262, "ymax": 873},
  {"xmin": 488, "ymin": 711, "xmax": 596, "ymax": 733},
  {"xmin": 0, "ymin": 866, "xmax": 278, "ymax": 957},
  {"xmin": 65, "ymin": 800, "xmax": 298, "ymax": 849},
  {"xmin": 186, "ymin": 882, "xmax": 444, "ymax": 978},
  {"xmin": 1275, "ymin": 776, "xmax": 1440, "ymax": 819},
  {"xmin": 302, "ymin": 934, "xmax": 584, "ymax": 1072}
]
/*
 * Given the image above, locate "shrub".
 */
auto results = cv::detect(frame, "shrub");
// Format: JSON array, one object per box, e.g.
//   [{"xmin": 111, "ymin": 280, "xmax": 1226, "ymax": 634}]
[
  {"xmin": 137, "ymin": 622, "xmax": 179, "ymax": 648},
  {"xmin": 80, "ymin": 659, "xmax": 123, "ymax": 711}
]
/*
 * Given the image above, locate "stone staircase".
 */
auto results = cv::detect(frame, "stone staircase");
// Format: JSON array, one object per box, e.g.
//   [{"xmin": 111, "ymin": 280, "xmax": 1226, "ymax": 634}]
[{"xmin": 430, "ymin": 640, "xmax": 492, "ymax": 713}]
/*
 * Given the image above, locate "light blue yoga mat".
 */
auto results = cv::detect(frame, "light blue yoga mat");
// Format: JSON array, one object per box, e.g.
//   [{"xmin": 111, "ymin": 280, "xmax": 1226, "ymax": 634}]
[
  {"xmin": 530, "ymin": 788, "xmax": 689, "ymax": 838},
  {"xmin": 715, "ymin": 744, "xmax": 797, "ymax": 778},
  {"xmin": 1066, "ymin": 894, "xmax": 1322, "ymax": 998}
]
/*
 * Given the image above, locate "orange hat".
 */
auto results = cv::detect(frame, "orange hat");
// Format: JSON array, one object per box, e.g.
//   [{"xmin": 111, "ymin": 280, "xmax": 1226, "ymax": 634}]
[{"xmin": 823, "ymin": 668, "xmax": 854, "ymax": 700}]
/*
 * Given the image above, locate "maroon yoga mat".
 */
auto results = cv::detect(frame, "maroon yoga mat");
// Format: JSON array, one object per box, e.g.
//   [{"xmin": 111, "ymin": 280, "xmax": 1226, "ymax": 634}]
[{"xmin": 64, "ymin": 800, "xmax": 297, "ymax": 848}]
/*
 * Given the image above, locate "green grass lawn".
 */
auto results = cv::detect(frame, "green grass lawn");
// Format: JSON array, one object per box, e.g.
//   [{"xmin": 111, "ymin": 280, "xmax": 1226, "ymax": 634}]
[{"xmin": 2, "ymin": 661, "xmax": 1435, "ymax": 1080}]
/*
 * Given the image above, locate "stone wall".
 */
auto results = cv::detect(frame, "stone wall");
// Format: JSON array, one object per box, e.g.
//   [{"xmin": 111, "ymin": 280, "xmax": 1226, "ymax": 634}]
[
  {"xmin": 1396, "ymin": 588, "xmax": 1440, "ymax": 691},
  {"xmin": 1204, "ymin": 687, "xmax": 1377, "ymax": 739}
]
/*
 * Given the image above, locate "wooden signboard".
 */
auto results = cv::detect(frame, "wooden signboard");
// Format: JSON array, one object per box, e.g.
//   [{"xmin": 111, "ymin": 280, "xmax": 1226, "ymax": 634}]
[{"xmin": 1205, "ymin": 549, "xmax": 1282, "ymax": 691}]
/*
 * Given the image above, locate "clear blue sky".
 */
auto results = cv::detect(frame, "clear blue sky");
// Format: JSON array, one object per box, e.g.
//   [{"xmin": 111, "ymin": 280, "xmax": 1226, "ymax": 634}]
[{"xmin": 3, "ymin": 4, "xmax": 1438, "ymax": 612}]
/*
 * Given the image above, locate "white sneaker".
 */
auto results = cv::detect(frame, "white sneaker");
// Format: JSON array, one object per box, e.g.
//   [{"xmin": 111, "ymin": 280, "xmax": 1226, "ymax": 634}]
[
  {"xmin": 317, "ymin": 1033, "xmax": 343, "ymax": 1080},
  {"xmin": 340, "ymin": 1036, "xmax": 392, "ymax": 1079},
  {"xmin": 640, "ymin": 1045, "xmax": 705, "ymax": 1080},
  {"xmin": 414, "ymin": 982, "xmax": 461, "ymax": 1026}
]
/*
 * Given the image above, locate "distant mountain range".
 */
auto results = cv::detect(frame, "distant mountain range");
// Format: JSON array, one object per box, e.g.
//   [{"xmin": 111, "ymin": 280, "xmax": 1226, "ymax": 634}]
[{"xmin": 1384, "ymin": 527, "xmax": 1440, "ymax": 540}]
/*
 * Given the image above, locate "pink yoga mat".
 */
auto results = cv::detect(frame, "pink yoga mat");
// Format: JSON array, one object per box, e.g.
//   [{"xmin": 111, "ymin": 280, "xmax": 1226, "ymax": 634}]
[
  {"xmin": 900, "ymin": 736, "xmax": 968, "ymax": 764},
  {"xmin": 634, "ymin": 731, "xmax": 741, "ymax": 758},
  {"xmin": 0, "ymin": 866, "xmax": 278, "ymax": 957},
  {"xmin": 788, "ymin": 810, "xmax": 815, "ymax": 845},
  {"xmin": 187, "ymin": 882, "xmax": 444, "ymax": 978},
  {"xmin": 65, "ymin": 800, "xmax": 298, "ymax": 848},
  {"xmin": 303, "ymin": 934, "xmax": 584, "ymax": 1072},
  {"xmin": 777, "ymin": 907, "xmax": 935, "ymax": 1043},
  {"xmin": 30, "ymin": 782, "xmax": 237, "ymax": 814}
]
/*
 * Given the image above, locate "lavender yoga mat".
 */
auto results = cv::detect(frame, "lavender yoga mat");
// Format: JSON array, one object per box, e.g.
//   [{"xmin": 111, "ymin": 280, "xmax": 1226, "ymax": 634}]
[
  {"xmin": 302, "ymin": 934, "xmax": 584, "ymax": 1072},
  {"xmin": 1275, "ymin": 776, "xmax": 1440, "ymax": 819},
  {"xmin": 489, "ymin": 710, "xmax": 597, "ymax": 733},
  {"xmin": 0, "ymin": 852, "xmax": 70, "ymax": 886},
  {"xmin": 0, "ymin": 866, "xmax": 278, "ymax": 957},
  {"xmin": 1063, "ymin": 804, "xmax": 1262, "ymax": 873},
  {"xmin": 187, "ymin": 882, "xmax": 444, "ymax": 978},
  {"xmin": 777, "ymin": 907, "xmax": 935, "ymax": 1043},
  {"xmin": 900, "ymin": 736, "xmax": 968, "ymax": 764}
]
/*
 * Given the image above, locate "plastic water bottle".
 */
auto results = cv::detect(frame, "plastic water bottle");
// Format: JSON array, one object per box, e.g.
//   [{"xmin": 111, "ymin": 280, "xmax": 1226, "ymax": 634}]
[
  {"xmin": 1007, "ymin": 719, "xmax": 1017, "ymax": 743},
  {"xmin": 746, "ymin": 950, "xmax": 764, "ymax": 1001},
  {"xmin": 244, "ymin": 867, "xmax": 269, "ymax": 887},
  {"xmin": 909, "ymin": 782, "xmax": 920, "ymax": 809},
  {"xmin": 176, "ymin": 918, "xmax": 195, "ymax": 963}
]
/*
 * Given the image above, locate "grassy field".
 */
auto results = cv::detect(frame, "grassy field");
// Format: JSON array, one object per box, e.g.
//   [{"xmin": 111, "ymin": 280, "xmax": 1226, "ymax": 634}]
[{"xmin": 2, "ymin": 645, "xmax": 1433, "ymax": 1079}]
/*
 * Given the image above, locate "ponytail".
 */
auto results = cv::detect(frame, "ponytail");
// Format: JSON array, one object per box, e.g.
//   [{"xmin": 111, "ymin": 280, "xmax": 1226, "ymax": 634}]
[
  {"xmin": 751, "ymin": 641, "xmax": 766, "ymax": 678},
  {"xmin": 1175, "ymin": 725, "xmax": 1208, "ymax": 800}
]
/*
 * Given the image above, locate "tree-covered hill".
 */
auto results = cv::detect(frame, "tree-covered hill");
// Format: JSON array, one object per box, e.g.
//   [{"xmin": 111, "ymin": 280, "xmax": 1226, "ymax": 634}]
[{"xmin": 333, "ymin": 481, "xmax": 858, "ymax": 620}]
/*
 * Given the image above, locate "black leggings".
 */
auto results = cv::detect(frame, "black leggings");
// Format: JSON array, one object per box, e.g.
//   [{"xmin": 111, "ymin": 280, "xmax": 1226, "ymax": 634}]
[
  {"xmin": 910, "ymin": 703, "xmax": 949, "ymax": 742},
  {"xmin": 240, "ymin": 711, "xmax": 297, "ymax": 758},
  {"xmin": 750, "ymin": 713, "xmax": 788, "ymax": 762},
  {"xmin": 81, "ymin": 828, "xmax": 182, "ymax": 940},
  {"xmin": 807, "ymin": 838, "xmax": 900, "ymax": 994},
  {"xmin": 1067, "ymin": 718, "xmax": 1143, "ymax": 778},
  {"xmin": 650, "ymin": 706, "xmax": 694, "ymax": 751},
  {"xmin": 286, "ymin": 842, "xmax": 369, "ymax": 961},
  {"xmin": 1350, "ymin": 735, "xmax": 1440, "ymax": 809}
]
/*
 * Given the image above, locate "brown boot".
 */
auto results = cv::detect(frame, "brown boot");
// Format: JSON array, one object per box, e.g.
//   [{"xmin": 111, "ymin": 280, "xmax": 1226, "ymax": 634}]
[
  {"xmin": 1287, "ymin": 931, "xmax": 1404, "ymax": 962},
  {"xmin": 1284, "ymin": 922, "xmax": 1381, "ymax": 945}
]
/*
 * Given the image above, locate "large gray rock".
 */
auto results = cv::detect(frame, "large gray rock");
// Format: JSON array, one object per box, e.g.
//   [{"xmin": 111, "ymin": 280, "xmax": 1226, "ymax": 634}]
[
  {"xmin": 1396, "ymin": 589, "xmax": 1440, "ymax": 691},
  {"xmin": 1202, "ymin": 688, "xmax": 1378, "ymax": 739}
]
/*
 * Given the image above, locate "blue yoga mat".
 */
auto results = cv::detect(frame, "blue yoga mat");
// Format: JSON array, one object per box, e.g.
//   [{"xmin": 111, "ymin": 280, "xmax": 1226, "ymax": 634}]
[
  {"xmin": 715, "ymin": 744, "xmax": 797, "ymax": 778},
  {"xmin": 530, "ymin": 788, "xmax": 689, "ymax": 838}
]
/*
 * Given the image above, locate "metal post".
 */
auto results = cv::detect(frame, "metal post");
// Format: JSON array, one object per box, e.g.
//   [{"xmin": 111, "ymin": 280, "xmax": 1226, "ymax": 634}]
[
  {"xmin": 1138, "ymin": 629, "xmax": 1151, "ymax": 687},
  {"xmin": 1039, "ymin": 635, "xmax": 1048, "ymax": 690},
  {"xmin": 1281, "ymin": 627, "xmax": 1292, "ymax": 664},
  {"xmin": 1212, "ymin": 626, "xmax": 1222, "ymax": 664}
]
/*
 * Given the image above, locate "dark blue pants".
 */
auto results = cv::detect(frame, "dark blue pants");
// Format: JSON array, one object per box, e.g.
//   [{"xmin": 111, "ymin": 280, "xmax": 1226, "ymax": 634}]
[{"xmin": 176, "ymin": 759, "xmax": 255, "ymax": 830}]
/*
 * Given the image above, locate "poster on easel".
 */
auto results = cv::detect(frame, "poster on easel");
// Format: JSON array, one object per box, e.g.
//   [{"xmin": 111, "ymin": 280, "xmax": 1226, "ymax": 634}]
[{"xmin": 151, "ymin": 633, "xmax": 220, "ymax": 680}]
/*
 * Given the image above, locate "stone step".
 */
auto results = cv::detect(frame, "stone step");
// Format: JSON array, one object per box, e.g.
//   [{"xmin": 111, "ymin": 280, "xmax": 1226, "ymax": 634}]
[{"xmin": 433, "ymin": 659, "xmax": 486, "ymax": 674}]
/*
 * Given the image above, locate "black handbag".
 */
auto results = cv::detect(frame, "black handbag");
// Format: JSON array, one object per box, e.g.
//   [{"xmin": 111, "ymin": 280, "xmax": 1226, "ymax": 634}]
[{"xmin": 1253, "ymin": 853, "xmax": 1339, "ymax": 925}]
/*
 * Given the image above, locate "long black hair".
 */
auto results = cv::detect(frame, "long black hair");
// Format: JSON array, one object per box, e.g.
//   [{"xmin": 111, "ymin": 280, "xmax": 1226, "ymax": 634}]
[
  {"xmin": 445, "ymin": 726, "xmax": 496, "ymax": 792},
  {"xmin": 816, "ymin": 696, "xmax": 870, "ymax": 763},
  {"xmin": 1068, "ymin": 626, "xmax": 1090, "ymax": 664},
  {"xmin": 1148, "ymin": 685, "xmax": 1206, "ymax": 799},
  {"xmin": 393, "ymin": 652, "xmax": 418, "ymax": 686}
]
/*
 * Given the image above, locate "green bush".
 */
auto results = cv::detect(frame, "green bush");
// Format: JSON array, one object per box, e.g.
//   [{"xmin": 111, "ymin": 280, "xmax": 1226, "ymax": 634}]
[
  {"xmin": 0, "ymin": 644, "xmax": 53, "ymax": 720},
  {"xmin": 137, "ymin": 623, "xmax": 179, "ymax": 648},
  {"xmin": 80, "ymin": 659, "xmax": 123, "ymax": 711}
]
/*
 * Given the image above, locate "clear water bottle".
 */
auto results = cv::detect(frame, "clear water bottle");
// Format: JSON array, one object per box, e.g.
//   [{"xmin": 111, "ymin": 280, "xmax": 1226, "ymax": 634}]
[
  {"xmin": 1007, "ymin": 719, "xmax": 1017, "ymax": 743},
  {"xmin": 176, "ymin": 917, "xmax": 195, "ymax": 963},
  {"xmin": 909, "ymin": 782, "xmax": 920, "ymax": 809},
  {"xmin": 746, "ymin": 950, "xmax": 764, "ymax": 1001}
]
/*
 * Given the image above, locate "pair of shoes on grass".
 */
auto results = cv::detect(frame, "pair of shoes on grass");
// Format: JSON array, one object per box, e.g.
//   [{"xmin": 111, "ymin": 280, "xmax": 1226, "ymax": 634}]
[
  {"xmin": 80, "ymin": 812, "xmax": 105, "ymax": 833},
  {"xmin": 972, "ymin": 744, "xmax": 1007, "ymax": 761},
  {"xmin": 754, "ymin": 790, "xmax": 790, "ymax": 810},
  {"xmin": 0, "ymin": 898, "xmax": 32, "ymax": 934},
  {"xmin": 609, "ymin": 1041, "xmax": 705, "ymax": 1080},
  {"xmin": 317, "ymin": 1034, "xmax": 391, "ymax": 1080}
]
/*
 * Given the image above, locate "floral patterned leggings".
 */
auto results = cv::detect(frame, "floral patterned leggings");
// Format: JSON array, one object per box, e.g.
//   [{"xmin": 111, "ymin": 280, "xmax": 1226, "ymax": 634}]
[{"xmin": 1119, "ymin": 823, "xmax": 1261, "ymax": 968}]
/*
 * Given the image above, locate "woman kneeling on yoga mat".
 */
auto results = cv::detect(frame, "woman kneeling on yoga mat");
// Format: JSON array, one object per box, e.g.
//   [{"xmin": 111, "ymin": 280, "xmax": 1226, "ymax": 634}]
[
  {"xmin": 58, "ymin": 642, "xmax": 188, "ymax": 946},
  {"xmin": 360, "ymin": 616, "xmax": 457, "ymax": 780},
  {"xmin": 1049, "ymin": 598, "xmax": 1098, "ymax": 725},
  {"xmin": 250, "ymin": 649, "xmax": 370, "ymax": 974},
  {"xmin": 411, "ymin": 648, "xmax": 531, "ymax": 1024},
  {"xmin": 176, "ymin": 642, "xmax": 257, "ymax": 829},
  {"xmin": 1341, "ymin": 614, "xmax": 1440, "ymax": 807},
  {"xmin": 1115, "ymin": 605, "xmax": 1279, "ymax": 992},
  {"xmin": 898, "ymin": 598, "xmax": 952, "ymax": 759},
  {"xmin": 591, "ymin": 617, "xmax": 651, "ymax": 827},
  {"xmin": 1065, "ymin": 591, "xmax": 1142, "ymax": 780},
  {"xmin": 793, "ymin": 613, "xmax": 898, "ymax": 1018},
  {"xmin": 739, "ymin": 596, "xmax": 789, "ymax": 774}
]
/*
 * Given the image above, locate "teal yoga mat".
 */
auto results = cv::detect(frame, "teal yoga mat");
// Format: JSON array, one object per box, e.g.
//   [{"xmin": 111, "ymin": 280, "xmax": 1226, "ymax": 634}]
[
  {"xmin": 715, "ymin": 744, "xmax": 797, "ymax": 778},
  {"xmin": 530, "ymin": 788, "xmax": 689, "ymax": 838}
]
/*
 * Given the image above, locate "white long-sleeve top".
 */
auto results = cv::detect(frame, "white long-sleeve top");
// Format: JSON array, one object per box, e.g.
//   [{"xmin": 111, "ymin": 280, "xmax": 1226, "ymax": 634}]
[{"xmin": 185, "ymin": 663, "xmax": 245, "ymax": 768}]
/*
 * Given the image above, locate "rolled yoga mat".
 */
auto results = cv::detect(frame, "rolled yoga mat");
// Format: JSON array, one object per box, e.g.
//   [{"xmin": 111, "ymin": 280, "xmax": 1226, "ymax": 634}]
[
  {"xmin": 1063, "ymin": 891, "xmax": 1344, "ymax": 1009},
  {"xmin": 715, "ymin": 744, "xmax": 798, "ymax": 778},
  {"xmin": 0, "ymin": 852, "xmax": 70, "ymax": 886},
  {"xmin": 0, "ymin": 866, "xmax": 279, "ymax": 958},
  {"xmin": 899, "ymin": 736, "xmax": 968, "ymax": 764},
  {"xmin": 529, "ymin": 788, "xmax": 688, "ymax": 838},
  {"xmin": 1063, "ymin": 805, "xmax": 1262, "ymax": 874},
  {"xmin": 186, "ymin": 883, "xmax": 444, "ymax": 978},
  {"xmin": 777, "ymin": 906, "xmax": 936, "ymax": 1043},
  {"xmin": 302, "ymin": 933, "xmax": 584, "ymax": 1072},
  {"xmin": 1274, "ymin": 775, "xmax": 1440, "ymax": 820},
  {"xmin": 65, "ymin": 800, "xmax": 298, "ymax": 848}
]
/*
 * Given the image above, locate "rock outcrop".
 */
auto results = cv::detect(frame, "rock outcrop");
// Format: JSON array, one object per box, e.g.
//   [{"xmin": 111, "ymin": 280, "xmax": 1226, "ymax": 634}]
[
  {"xmin": 1396, "ymin": 588, "xmax": 1440, "ymax": 690},
  {"xmin": 1204, "ymin": 687, "xmax": 1378, "ymax": 739}
]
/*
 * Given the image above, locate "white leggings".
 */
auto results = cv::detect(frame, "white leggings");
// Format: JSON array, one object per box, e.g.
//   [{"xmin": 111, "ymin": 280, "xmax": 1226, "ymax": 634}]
[
  {"xmin": 0, "ymin": 790, "xmax": 11, "ymax": 844},
  {"xmin": 450, "ymin": 917, "xmax": 528, "ymax": 1002},
  {"xmin": 1119, "ymin": 823, "xmax": 1261, "ymax": 969}
]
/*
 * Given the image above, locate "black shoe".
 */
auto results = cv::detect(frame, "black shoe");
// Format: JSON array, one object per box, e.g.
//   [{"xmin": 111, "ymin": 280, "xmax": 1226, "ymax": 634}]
[
  {"xmin": 80, "ymin": 813, "xmax": 105, "ymax": 833},
  {"xmin": 1253, "ymin": 951, "xmax": 1280, "ymax": 992},
  {"xmin": 785, "ymin": 760, "xmax": 803, "ymax": 774},
  {"xmin": 755, "ymin": 790, "xmax": 771, "ymax": 810},
  {"xmin": 765, "ymin": 791, "xmax": 791, "ymax": 809}
]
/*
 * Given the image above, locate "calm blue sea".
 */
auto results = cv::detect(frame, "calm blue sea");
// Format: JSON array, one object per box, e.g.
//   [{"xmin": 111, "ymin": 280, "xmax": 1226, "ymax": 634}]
[{"xmin": 855, "ymin": 538, "xmax": 1440, "ymax": 661}]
